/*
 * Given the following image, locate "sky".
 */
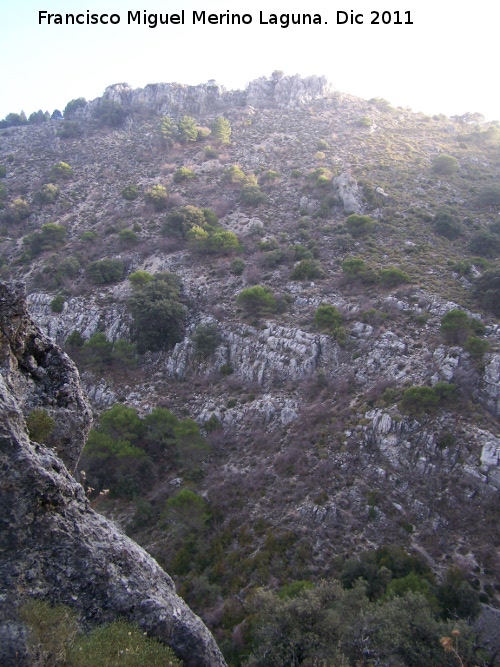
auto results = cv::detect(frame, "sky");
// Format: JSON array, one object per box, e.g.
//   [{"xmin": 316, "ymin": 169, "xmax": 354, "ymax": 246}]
[{"xmin": 1, "ymin": 0, "xmax": 499, "ymax": 121}]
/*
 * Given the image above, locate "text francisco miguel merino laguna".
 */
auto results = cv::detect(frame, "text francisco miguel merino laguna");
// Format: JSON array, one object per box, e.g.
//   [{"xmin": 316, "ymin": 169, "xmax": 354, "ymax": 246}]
[{"xmin": 38, "ymin": 9, "xmax": 414, "ymax": 28}]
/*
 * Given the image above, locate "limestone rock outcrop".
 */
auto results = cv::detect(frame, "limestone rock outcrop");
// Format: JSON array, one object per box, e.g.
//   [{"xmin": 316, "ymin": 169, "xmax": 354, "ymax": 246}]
[
  {"xmin": 82, "ymin": 74, "xmax": 334, "ymax": 119},
  {"xmin": 0, "ymin": 281, "xmax": 226, "ymax": 667}
]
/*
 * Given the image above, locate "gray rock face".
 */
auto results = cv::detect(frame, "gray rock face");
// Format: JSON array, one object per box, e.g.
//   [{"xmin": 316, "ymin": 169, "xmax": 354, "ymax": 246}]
[
  {"xmin": 332, "ymin": 172, "xmax": 365, "ymax": 214},
  {"xmin": 0, "ymin": 281, "xmax": 92, "ymax": 472},
  {"xmin": 0, "ymin": 281, "xmax": 226, "ymax": 667},
  {"xmin": 82, "ymin": 74, "xmax": 334, "ymax": 119}
]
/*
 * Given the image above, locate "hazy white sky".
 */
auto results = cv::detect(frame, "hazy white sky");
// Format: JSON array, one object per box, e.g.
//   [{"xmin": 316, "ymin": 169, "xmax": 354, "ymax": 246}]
[{"xmin": 1, "ymin": 0, "xmax": 498, "ymax": 120}]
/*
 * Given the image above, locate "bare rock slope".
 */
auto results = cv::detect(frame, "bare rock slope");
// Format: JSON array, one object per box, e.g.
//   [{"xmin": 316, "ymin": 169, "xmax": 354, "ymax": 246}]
[{"xmin": 0, "ymin": 281, "xmax": 226, "ymax": 667}]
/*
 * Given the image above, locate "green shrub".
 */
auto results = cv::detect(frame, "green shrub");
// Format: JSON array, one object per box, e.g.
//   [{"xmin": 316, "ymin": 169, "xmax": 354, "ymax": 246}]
[
  {"xmin": 121, "ymin": 184, "xmax": 139, "ymax": 200},
  {"xmin": 93, "ymin": 99, "xmax": 126, "ymax": 127},
  {"xmin": 177, "ymin": 115, "xmax": 198, "ymax": 143},
  {"xmin": 20, "ymin": 599, "xmax": 79, "ymax": 666},
  {"xmin": 237, "ymin": 285, "xmax": 277, "ymax": 318},
  {"xmin": 204, "ymin": 145, "xmax": 218, "ymax": 159},
  {"xmin": 473, "ymin": 268, "xmax": 500, "ymax": 316},
  {"xmin": 26, "ymin": 223, "xmax": 67, "ymax": 256},
  {"xmin": 50, "ymin": 294, "xmax": 65, "ymax": 313},
  {"xmin": 0, "ymin": 164, "xmax": 7, "ymax": 178},
  {"xmin": 81, "ymin": 332, "xmax": 114, "ymax": 370},
  {"xmin": 55, "ymin": 257, "xmax": 80, "ymax": 284},
  {"xmin": 163, "ymin": 205, "xmax": 206, "ymax": 238},
  {"xmin": 440, "ymin": 309, "xmax": 485, "ymax": 344},
  {"xmin": 437, "ymin": 566, "xmax": 480, "ymax": 620},
  {"xmin": 26, "ymin": 408, "xmax": 55, "ymax": 443},
  {"xmin": 4, "ymin": 198, "xmax": 30, "ymax": 223},
  {"xmin": 222, "ymin": 165, "xmax": 246, "ymax": 184},
  {"xmin": 478, "ymin": 184, "xmax": 500, "ymax": 207},
  {"xmin": 260, "ymin": 170, "xmax": 280, "ymax": 183},
  {"xmin": 314, "ymin": 304, "xmax": 342, "ymax": 332},
  {"xmin": 35, "ymin": 183, "xmax": 59, "ymax": 205},
  {"xmin": 49, "ymin": 161, "xmax": 73, "ymax": 181},
  {"xmin": 192, "ymin": 323, "xmax": 220, "ymax": 357},
  {"xmin": 86, "ymin": 258, "xmax": 124, "ymax": 284},
  {"xmin": 128, "ymin": 272, "xmax": 186, "ymax": 353},
  {"xmin": 68, "ymin": 618, "xmax": 182, "ymax": 667},
  {"xmin": 162, "ymin": 488, "xmax": 211, "ymax": 533},
  {"xmin": 433, "ymin": 208, "xmax": 462, "ymax": 240},
  {"xmin": 63, "ymin": 97, "xmax": 86, "ymax": 117},
  {"xmin": 309, "ymin": 167, "xmax": 333, "ymax": 187},
  {"xmin": 56, "ymin": 121, "xmax": 83, "ymax": 139},
  {"xmin": 118, "ymin": 228, "xmax": 138, "ymax": 245},
  {"xmin": 345, "ymin": 214, "xmax": 375, "ymax": 237},
  {"xmin": 112, "ymin": 339, "xmax": 139, "ymax": 368},
  {"xmin": 379, "ymin": 267, "xmax": 410, "ymax": 287},
  {"xmin": 145, "ymin": 184, "xmax": 168, "ymax": 211},
  {"xmin": 191, "ymin": 229, "xmax": 240, "ymax": 255},
  {"xmin": 399, "ymin": 386, "xmax": 440, "ymax": 415},
  {"xmin": 230, "ymin": 258, "xmax": 245, "ymax": 275},
  {"xmin": 464, "ymin": 335, "xmax": 490, "ymax": 358},
  {"xmin": 129, "ymin": 270, "xmax": 154, "ymax": 286},
  {"xmin": 240, "ymin": 184, "xmax": 266, "ymax": 206},
  {"xmin": 159, "ymin": 116, "xmax": 176, "ymax": 146},
  {"xmin": 212, "ymin": 116, "xmax": 232, "ymax": 144},
  {"xmin": 342, "ymin": 257, "xmax": 367, "ymax": 280},
  {"xmin": 290, "ymin": 259, "xmax": 325, "ymax": 280},
  {"xmin": 432, "ymin": 154, "xmax": 459, "ymax": 175},
  {"xmin": 469, "ymin": 231, "xmax": 500, "ymax": 258},
  {"xmin": 173, "ymin": 167, "xmax": 195, "ymax": 183}
]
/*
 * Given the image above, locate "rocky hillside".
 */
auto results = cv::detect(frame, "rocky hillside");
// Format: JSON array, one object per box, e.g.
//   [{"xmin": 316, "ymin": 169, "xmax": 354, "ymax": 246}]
[
  {"xmin": 1, "ymin": 73, "xmax": 500, "ymax": 664},
  {"xmin": 0, "ymin": 282, "xmax": 226, "ymax": 666}
]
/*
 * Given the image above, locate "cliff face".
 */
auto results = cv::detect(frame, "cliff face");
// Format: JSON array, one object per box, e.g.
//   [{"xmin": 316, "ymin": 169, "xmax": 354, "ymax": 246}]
[
  {"xmin": 0, "ymin": 281, "xmax": 226, "ymax": 667},
  {"xmin": 84, "ymin": 73, "xmax": 333, "ymax": 117}
]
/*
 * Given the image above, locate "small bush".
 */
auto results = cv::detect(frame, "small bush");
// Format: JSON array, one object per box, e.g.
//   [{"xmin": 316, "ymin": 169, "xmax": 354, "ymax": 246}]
[
  {"xmin": 469, "ymin": 231, "xmax": 500, "ymax": 258},
  {"xmin": 478, "ymin": 184, "xmax": 500, "ymax": 207},
  {"xmin": 177, "ymin": 115, "xmax": 198, "ymax": 143},
  {"xmin": 93, "ymin": 99, "xmax": 126, "ymax": 128},
  {"xmin": 230, "ymin": 258, "xmax": 245, "ymax": 275},
  {"xmin": 26, "ymin": 408, "xmax": 55, "ymax": 443},
  {"xmin": 432, "ymin": 154, "xmax": 459, "ymax": 175},
  {"xmin": 192, "ymin": 323, "xmax": 220, "ymax": 357},
  {"xmin": 129, "ymin": 270, "xmax": 154, "ymax": 287},
  {"xmin": 35, "ymin": 183, "xmax": 59, "ymax": 205},
  {"xmin": 222, "ymin": 165, "xmax": 246, "ymax": 184},
  {"xmin": 240, "ymin": 184, "xmax": 267, "ymax": 206},
  {"xmin": 399, "ymin": 386, "xmax": 440, "ymax": 415},
  {"xmin": 122, "ymin": 184, "xmax": 139, "ymax": 200},
  {"xmin": 440, "ymin": 309, "xmax": 485, "ymax": 345},
  {"xmin": 19, "ymin": 599, "xmax": 79, "ymax": 666},
  {"xmin": 118, "ymin": 228, "xmax": 138, "ymax": 245},
  {"xmin": 68, "ymin": 618, "xmax": 182, "ymax": 667},
  {"xmin": 314, "ymin": 304, "xmax": 342, "ymax": 332},
  {"xmin": 86, "ymin": 258, "xmax": 124, "ymax": 285},
  {"xmin": 345, "ymin": 214, "xmax": 375, "ymax": 237},
  {"xmin": 173, "ymin": 167, "xmax": 195, "ymax": 183},
  {"xmin": 50, "ymin": 294, "xmax": 65, "ymax": 313},
  {"xmin": 291, "ymin": 259, "xmax": 325, "ymax": 280},
  {"xmin": 212, "ymin": 116, "xmax": 232, "ymax": 144},
  {"xmin": 473, "ymin": 268, "xmax": 500, "ymax": 316},
  {"xmin": 4, "ymin": 198, "xmax": 30, "ymax": 223},
  {"xmin": 433, "ymin": 208, "xmax": 462, "ymax": 240},
  {"xmin": 237, "ymin": 285, "xmax": 277, "ymax": 317},
  {"xmin": 26, "ymin": 223, "xmax": 67, "ymax": 256},
  {"xmin": 464, "ymin": 335, "xmax": 490, "ymax": 358},
  {"xmin": 379, "ymin": 267, "xmax": 410, "ymax": 287},
  {"xmin": 49, "ymin": 161, "xmax": 73, "ymax": 181},
  {"xmin": 145, "ymin": 184, "xmax": 168, "ymax": 211}
]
